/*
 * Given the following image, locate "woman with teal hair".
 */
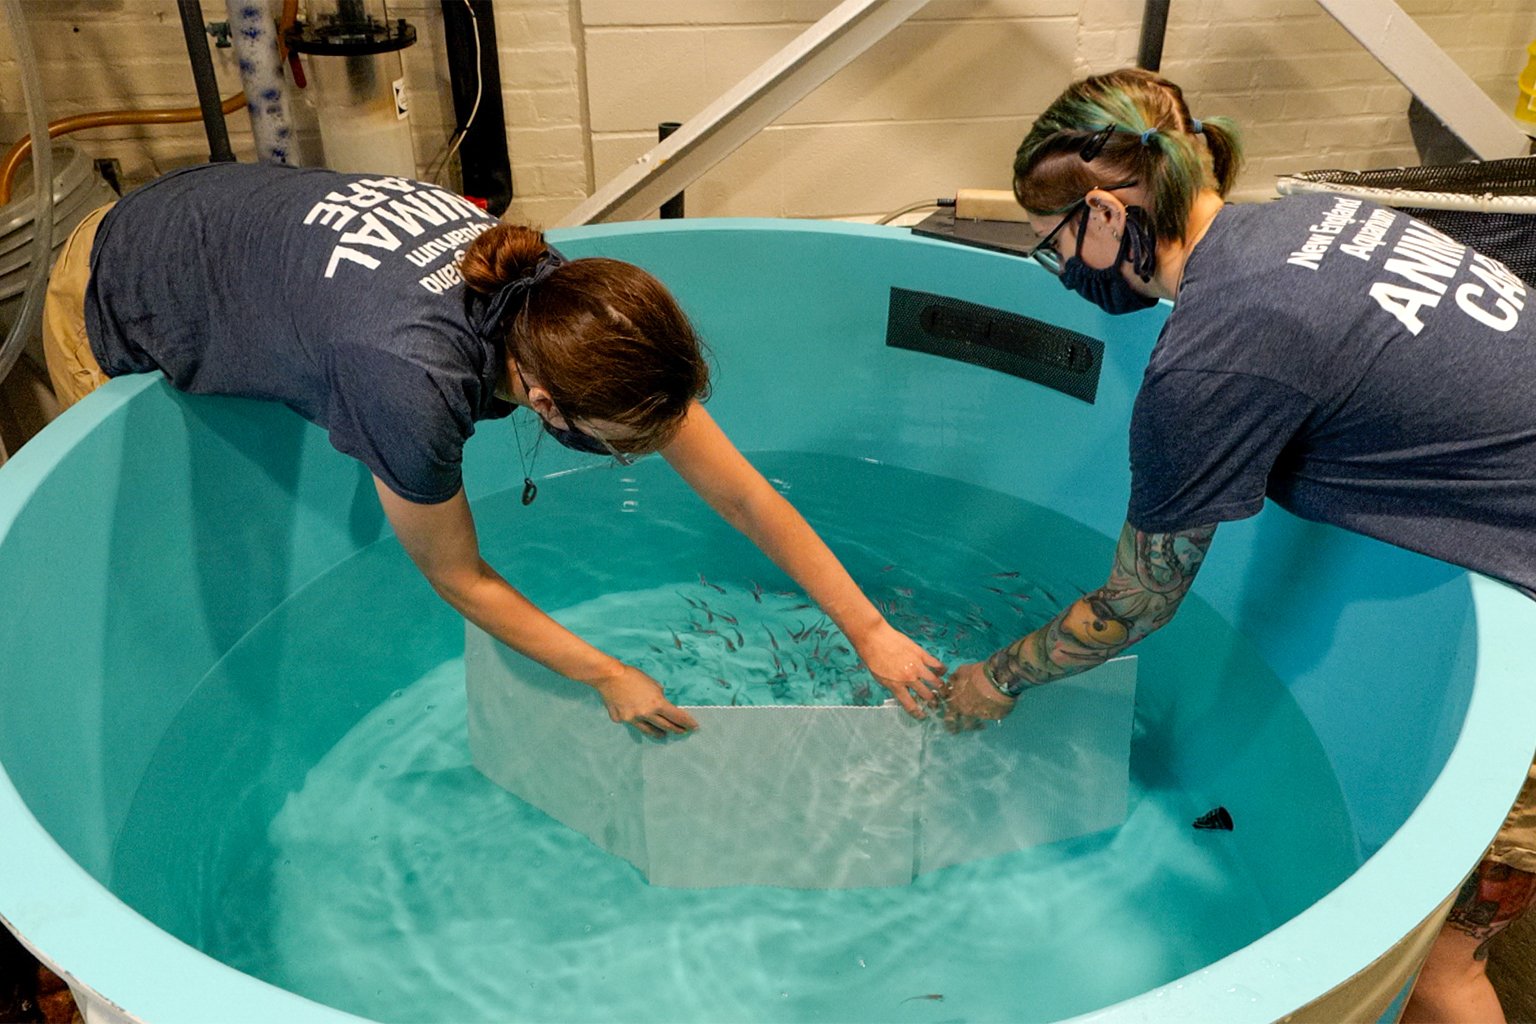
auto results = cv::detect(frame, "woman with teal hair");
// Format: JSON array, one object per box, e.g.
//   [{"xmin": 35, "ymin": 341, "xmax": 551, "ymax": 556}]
[{"xmin": 939, "ymin": 67, "xmax": 1536, "ymax": 1024}]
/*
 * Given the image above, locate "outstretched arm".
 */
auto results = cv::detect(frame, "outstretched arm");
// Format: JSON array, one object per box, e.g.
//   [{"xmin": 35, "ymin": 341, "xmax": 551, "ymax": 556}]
[
  {"xmin": 662, "ymin": 402, "xmax": 947, "ymax": 717},
  {"xmin": 944, "ymin": 519, "xmax": 1215, "ymax": 728},
  {"xmin": 374, "ymin": 478, "xmax": 698, "ymax": 738}
]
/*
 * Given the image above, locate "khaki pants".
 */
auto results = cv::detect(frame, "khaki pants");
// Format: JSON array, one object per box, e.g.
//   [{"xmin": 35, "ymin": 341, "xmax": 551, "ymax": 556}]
[
  {"xmin": 1492, "ymin": 759, "xmax": 1536, "ymax": 874},
  {"xmin": 41, "ymin": 203, "xmax": 114, "ymax": 410}
]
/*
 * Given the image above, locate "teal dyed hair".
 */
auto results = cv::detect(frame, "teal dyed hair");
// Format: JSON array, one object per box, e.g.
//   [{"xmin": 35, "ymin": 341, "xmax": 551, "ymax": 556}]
[{"xmin": 1013, "ymin": 68, "xmax": 1244, "ymax": 244}]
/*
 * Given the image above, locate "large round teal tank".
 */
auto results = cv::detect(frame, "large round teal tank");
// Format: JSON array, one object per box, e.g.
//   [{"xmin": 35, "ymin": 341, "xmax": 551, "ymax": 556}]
[{"xmin": 2, "ymin": 220, "xmax": 1533, "ymax": 1023}]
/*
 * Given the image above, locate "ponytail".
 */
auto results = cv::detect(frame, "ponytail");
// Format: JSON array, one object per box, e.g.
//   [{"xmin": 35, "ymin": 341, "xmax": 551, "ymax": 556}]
[
  {"xmin": 460, "ymin": 223, "xmax": 565, "ymax": 342},
  {"xmin": 1196, "ymin": 115, "xmax": 1243, "ymax": 196},
  {"xmin": 461, "ymin": 223, "xmax": 551, "ymax": 297}
]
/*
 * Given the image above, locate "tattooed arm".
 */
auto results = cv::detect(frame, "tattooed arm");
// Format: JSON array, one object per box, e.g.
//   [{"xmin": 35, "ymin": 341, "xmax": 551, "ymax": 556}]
[{"xmin": 942, "ymin": 520, "xmax": 1216, "ymax": 728}]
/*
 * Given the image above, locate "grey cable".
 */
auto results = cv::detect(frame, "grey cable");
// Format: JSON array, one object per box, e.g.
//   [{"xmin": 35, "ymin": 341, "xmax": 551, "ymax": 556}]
[{"xmin": 876, "ymin": 198, "xmax": 951, "ymax": 225}]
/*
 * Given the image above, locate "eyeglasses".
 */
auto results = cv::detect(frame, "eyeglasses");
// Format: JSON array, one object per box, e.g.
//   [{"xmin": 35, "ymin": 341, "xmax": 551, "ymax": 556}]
[
  {"xmin": 514, "ymin": 361, "xmax": 639, "ymax": 466},
  {"xmin": 573, "ymin": 417, "xmax": 637, "ymax": 467},
  {"xmin": 1025, "ymin": 179, "xmax": 1138, "ymax": 276}
]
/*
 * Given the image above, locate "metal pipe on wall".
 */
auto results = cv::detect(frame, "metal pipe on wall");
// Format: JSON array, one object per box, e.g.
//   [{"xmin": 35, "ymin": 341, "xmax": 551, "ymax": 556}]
[
  {"xmin": 0, "ymin": 94, "xmax": 247, "ymax": 206},
  {"xmin": 176, "ymin": 0, "xmax": 236, "ymax": 162},
  {"xmin": 658, "ymin": 122, "xmax": 684, "ymax": 219},
  {"xmin": 1137, "ymin": 0, "xmax": 1170, "ymax": 72}
]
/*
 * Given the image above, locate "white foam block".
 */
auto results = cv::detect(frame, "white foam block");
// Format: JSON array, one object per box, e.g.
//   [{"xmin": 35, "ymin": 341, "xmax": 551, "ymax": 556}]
[{"xmin": 467, "ymin": 624, "xmax": 1135, "ymax": 888}]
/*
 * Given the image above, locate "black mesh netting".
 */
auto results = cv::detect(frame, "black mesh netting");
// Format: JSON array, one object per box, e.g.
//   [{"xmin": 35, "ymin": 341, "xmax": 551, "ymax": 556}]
[
  {"xmin": 1283, "ymin": 156, "xmax": 1536, "ymax": 287},
  {"xmin": 1402, "ymin": 208, "xmax": 1536, "ymax": 286},
  {"xmin": 1286, "ymin": 156, "xmax": 1536, "ymax": 198}
]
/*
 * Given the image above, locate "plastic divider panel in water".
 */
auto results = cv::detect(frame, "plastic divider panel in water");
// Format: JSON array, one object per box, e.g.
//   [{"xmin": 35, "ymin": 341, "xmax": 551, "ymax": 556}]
[{"xmin": 468, "ymin": 624, "xmax": 1136, "ymax": 889}]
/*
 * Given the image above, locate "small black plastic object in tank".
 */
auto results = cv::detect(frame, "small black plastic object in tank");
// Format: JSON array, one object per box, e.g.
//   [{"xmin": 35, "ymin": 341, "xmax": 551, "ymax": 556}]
[{"xmin": 1192, "ymin": 806, "xmax": 1234, "ymax": 831}]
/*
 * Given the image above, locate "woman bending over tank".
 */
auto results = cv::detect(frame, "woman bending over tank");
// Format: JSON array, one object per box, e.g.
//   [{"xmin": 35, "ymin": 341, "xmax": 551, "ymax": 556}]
[
  {"xmin": 43, "ymin": 162, "xmax": 945, "ymax": 739},
  {"xmin": 938, "ymin": 68, "xmax": 1536, "ymax": 1024}
]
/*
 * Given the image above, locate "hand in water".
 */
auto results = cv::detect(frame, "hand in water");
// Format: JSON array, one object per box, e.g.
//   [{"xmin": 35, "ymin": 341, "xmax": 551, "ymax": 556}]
[
  {"xmin": 940, "ymin": 661, "xmax": 1016, "ymax": 732},
  {"xmin": 854, "ymin": 621, "xmax": 946, "ymax": 719},
  {"xmin": 592, "ymin": 664, "xmax": 699, "ymax": 738}
]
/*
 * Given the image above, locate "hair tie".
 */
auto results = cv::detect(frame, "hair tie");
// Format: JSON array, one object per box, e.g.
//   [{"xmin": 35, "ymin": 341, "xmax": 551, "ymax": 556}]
[
  {"xmin": 1190, "ymin": 118, "xmax": 1204, "ymax": 134},
  {"xmin": 470, "ymin": 245, "xmax": 567, "ymax": 336},
  {"xmin": 1139, "ymin": 128, "xmax": 1158, "ymax": 146}
]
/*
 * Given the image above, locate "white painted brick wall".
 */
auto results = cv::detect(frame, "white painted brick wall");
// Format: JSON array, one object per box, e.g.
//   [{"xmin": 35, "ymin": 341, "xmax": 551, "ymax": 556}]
[
  {"xmin": 0, "ymin": 0, "xmax": 1531, "ymax": 220},
  {"xmin": 492, "ymin": 0, "xmax": 587, "ymax": 223}
]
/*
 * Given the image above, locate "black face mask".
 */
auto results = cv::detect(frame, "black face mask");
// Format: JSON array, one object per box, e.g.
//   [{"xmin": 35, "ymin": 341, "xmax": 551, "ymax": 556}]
[
  {"xmin": 1059, "ymin": 206, "xmax": 1158, "ymax": 315},
  {"xmin": 511, "ymin": 360, "xmax": 622, "ymax": 459},
  {"xmin": 539, "ymin": 418, "xmax": 611, "ymax": 455}
]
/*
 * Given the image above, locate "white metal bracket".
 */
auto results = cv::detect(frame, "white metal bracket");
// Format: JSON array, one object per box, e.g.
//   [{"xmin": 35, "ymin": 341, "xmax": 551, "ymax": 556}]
[
  {"xmin": 557, "ymin": 0, "xmax": 929, "ymax": 226},
  {"xmin": 1316, "ymin": 0, "xmax": 1529, "ymax": 160}
]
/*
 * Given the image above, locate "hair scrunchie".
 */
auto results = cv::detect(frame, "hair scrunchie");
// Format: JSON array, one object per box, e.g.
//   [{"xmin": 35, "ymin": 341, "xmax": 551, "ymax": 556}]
[
  {"xmin": 1190, "ymin": 118, "xmax": 1204, "ymax": 134},
  {"xmin": 469, "ymin": 245, "xmax": 567, "ymax": 336},
  {"xmin": 1139, "ymin": 128, "xmax": 1158, "ymax": 146}
]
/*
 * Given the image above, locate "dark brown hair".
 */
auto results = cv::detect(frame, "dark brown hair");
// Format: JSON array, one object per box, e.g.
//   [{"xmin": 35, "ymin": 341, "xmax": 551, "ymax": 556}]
[
  {"xmin": 461, "ymin": 224, "xmax": 711, "ymax": 452},
  {"xmin": 1013, "ymin": 68, "xmax": 1243, "ymax": 244}
]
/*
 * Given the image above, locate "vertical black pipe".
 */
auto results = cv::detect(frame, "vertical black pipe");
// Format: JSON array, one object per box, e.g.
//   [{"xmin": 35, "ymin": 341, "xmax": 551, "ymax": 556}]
[
  {"xmin": 176, "ymin": 0, "xmax": 236, "ymax": 162},
  {"xmin": 442, "ymin": 0, "xmax": 512, "ymax": 215},
  {"xmin": 658, "ymin": 121, "xmax": 684, "ymax": 219},
  {"xmin": 1136, "ymin": 0, "xmax": 1171, "ymax": 72}
]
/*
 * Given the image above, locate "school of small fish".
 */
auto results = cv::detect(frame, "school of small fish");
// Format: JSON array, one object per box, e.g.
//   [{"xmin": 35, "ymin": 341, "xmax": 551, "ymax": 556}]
[{"xmin": 593, "ymin": 568, "xmax": 1066, "ymax": 708}]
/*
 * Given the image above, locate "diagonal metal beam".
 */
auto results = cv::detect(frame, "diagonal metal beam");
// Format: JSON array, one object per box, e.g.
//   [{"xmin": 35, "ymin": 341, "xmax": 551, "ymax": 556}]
[
  {"xmin": 558, "ymin": 0, "xmax": 929, "ymax": 227},
  {"xmin": 1316, "ymin": 0, "xmax": 1529, "ymax": 160}
]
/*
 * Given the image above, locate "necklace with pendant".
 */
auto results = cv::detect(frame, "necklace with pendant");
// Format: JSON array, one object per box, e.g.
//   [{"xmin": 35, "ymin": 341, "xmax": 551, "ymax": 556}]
[{"xmin": 510, "ymin": 410, "xmax": 543, "ymax": 505}]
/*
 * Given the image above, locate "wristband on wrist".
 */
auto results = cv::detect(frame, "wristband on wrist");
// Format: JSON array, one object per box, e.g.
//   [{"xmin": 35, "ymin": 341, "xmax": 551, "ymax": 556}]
[{"xmin": 983, "ymin": 657, "xmax": 1022, "ymax": 699}]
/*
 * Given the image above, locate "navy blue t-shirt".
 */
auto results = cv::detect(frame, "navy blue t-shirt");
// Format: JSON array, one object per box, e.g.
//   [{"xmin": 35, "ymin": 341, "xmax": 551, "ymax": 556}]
[
  {"xmin": 1128, "ymin": 193, "xmax": 1536, "ymax": 592},
  {"xmin": 85, "ymin": 162, "xmax": 512, "ymax": 503}
]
